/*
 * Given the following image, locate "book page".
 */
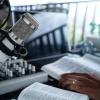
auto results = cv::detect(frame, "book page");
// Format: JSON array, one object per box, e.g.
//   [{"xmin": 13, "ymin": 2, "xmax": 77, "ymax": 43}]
[
  {"xmin": 42, "ymin": 55, "xmax": 100, "ymax": 80},
  {"xmin": 83, "ymin": 54, "xmax": 100, "ymax": 64},
  {"xmin": 68, "ymin": 57, "xmax": 100, "ymax": 79},
  {"xmin": 18, "ymin": 82, "xmax": 89, "ymax": 100}
]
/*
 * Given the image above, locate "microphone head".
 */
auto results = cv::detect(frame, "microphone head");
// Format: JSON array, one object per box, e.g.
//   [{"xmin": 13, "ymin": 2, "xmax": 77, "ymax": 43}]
[{"xmin": 9, "ymin": 13, "xmax": 39, "ymax": 45}]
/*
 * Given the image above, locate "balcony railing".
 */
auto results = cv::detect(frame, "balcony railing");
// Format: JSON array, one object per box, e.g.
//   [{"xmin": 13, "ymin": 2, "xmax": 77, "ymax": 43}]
[{"xmin": 11, "ymin": 0, "xmax": 100, "ymax": 50}]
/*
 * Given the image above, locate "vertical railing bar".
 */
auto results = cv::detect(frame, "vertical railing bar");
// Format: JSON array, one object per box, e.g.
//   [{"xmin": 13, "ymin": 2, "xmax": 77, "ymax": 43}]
[
  {"xmin": 39, "ymin": 36, "xmax": 44, "ymax": 55},
  {"xmin": 59, "ymin": 3, "xmax": 62, "ymax": 12},
  {"xmin": 60, "ymin": 27, "xmax": 68, "ymax": 53},
  {"xmin": 46, "ymin": 4, "xmax": 49, "ymax": 11},
  {"xmin": 54, "ymin": 4, "xmax": 56, "ymax": 12},
  {"xmin": 90, "ymin": 4, "xmax": 97, "ymax": 34},
  {"xmin": 33, "ymin": 38, "xmax": 38, "ymax": 56},
  {"xmin": 25, "ymin": 6, "xmax": 27, "ymax": 11},
  {"xmin": 72, "ymin": 3, "xmax": 78, "ymax": 49},
  {"xmin": 30, "ymin": 5, "xmax": 32, "ymax": 11},
  {"xmin": 46, "ymin": 34, "xmax": 52, "ymax": 54},
  {"xmin": 92, "ymin": 4, "xmax": 97, "ymax": 21},
  {"xmin": 27, "ymin": 6, "xmax": 28, "ymax": 11},
  {"xmin": 21, "ymin": 6, "xmax": 22, "ymax": 11},
  {"xmin": 66, "ymin": 3, "xmax": 70, "ymax": 26},
  {"xmin": 81, "ymin": 4, "xmax": 88, "ymax": 41},
  {"xmin": 31, "ymin": 40, "xmax": 34, "ymax": 47},
  {"xmin": 52, "ymin": 31, "xmax": 58, "ymax": 52},
  {"xmin": 66, "ymin": 3, "xmax": 70, "ymax": 14},
  {"xmin": 50, "ymin": 33, "xmax": 55, "ymax": 53},
  {"xmin": 55, "ymin": 3, "xmax": 57, "ymax": 10}
]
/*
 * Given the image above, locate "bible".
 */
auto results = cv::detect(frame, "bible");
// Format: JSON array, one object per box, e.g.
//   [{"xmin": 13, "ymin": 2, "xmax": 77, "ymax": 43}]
[
  {"xmin": 18, "ymin": 82, "xmax": 89, "ymax": 100},
  {"xmin": 41, "ymin": 54, "xmax": 100, "ymax": 80}
]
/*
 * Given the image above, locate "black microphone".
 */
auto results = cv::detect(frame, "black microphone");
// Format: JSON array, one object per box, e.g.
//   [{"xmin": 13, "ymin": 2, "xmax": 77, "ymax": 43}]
[{"xmin": 0, "ymin": 13, "xmax": 39, "ymax": 62}]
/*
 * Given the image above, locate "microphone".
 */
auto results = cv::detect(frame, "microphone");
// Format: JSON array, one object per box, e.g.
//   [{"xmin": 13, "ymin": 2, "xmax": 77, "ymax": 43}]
[
  {"xmin": 0, "ymin": 13, "xmax": 39, "ymax": 62},
  {"xmin": 9, "ymin": 13, "xmax": 39, "ymax": 45}
]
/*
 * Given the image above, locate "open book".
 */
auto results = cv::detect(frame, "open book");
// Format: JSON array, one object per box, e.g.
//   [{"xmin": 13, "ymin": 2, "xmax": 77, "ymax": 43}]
[
  {"xmin": 83, "ymin": 54, "xmax": 100, "ymax": 64},
  {"xmin": 18, "ymin": 82, "xmax": 89, "ymax": 100},
  {"xmin": 41, "ymin": 54, "xmax": 100, "ymax": 80}
]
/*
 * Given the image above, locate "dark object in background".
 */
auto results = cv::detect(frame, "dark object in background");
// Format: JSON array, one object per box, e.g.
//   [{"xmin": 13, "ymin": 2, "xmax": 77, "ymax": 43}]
[
  {"xmin": 0, "ymin": 0, "xmax": 11, "ymax": 28},
  {"xmin": 59, "ymin": 73, "xmax": 100, "ymax": 100},
  {"xmin": 74, "ymin": 40, "xmax": 98, "ymax": 56}
]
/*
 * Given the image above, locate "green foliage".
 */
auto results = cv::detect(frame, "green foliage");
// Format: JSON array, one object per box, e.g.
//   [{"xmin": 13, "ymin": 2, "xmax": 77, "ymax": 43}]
[{"xmin": 90, "ymin": 22, "xmax": 96, "ymax": 34}]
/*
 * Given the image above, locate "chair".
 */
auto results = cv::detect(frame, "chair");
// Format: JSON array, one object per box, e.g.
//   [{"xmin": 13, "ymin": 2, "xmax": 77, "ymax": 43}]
[{"xmin": 25, "ymin": 12, "xmax": 69, "ymax": 61}]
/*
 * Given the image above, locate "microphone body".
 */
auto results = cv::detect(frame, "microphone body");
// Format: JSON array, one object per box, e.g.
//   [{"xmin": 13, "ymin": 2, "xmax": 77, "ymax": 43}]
[{"xmin": 0, "ymin": 13, "xmax": 39, "ymax": 62}]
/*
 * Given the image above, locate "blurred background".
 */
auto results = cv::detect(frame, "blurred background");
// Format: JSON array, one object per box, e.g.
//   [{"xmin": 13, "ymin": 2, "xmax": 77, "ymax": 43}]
[
  {"xmin": 5, "ymin": 0, "xmax": 100, "ymax": 59},
  {"xmin": 8, "ymin": 0, "xmax": 100, "ymax": 45}
]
